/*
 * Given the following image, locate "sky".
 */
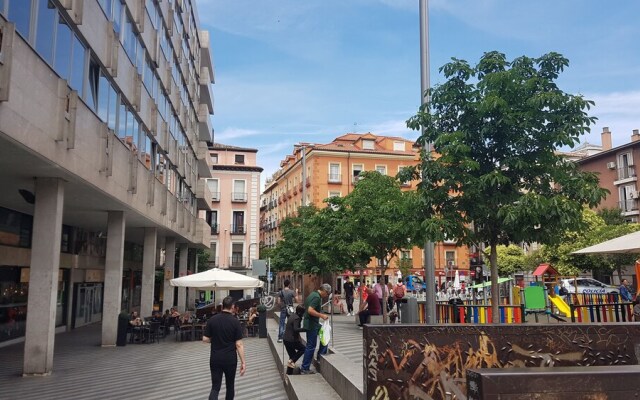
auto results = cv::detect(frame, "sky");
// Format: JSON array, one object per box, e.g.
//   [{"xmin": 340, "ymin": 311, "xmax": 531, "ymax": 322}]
[{"xmin": 195, "ymin": 0, "xmax": 640, "ymax": 186}]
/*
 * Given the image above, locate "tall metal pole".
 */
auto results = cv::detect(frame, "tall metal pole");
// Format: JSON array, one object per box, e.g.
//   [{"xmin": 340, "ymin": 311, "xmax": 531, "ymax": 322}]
[{"xmin": 420, "ymin": 0, "xmax": 437, "ymax": 324}]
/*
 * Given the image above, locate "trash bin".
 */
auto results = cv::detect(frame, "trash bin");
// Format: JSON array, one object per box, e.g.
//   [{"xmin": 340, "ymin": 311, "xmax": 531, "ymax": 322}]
[
  {"xmin": 258, "ymin": 310, "xmax": 267, "ymax": 338},
  {"xmin": 448, "ymin": 298, "xmax": 464, "ymax": 323},
  {"xmin": 401, "ymin": 297, "xmax": 419, "ymax": 324},
  {"xmin": 117, "ymin": 312, "xmax": 129, "ymax": 346}
]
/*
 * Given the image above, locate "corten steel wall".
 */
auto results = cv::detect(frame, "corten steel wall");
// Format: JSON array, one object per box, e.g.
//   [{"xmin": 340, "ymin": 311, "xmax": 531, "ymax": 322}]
[{"xmin": 364, "ymin": 324, "xmax": 640, "ymax": 400}]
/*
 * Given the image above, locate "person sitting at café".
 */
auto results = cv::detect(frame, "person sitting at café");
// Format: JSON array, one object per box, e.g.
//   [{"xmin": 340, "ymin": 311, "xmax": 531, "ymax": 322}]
[
  {"xmin": 129, "ymin": 311, "xmax": 142, "ymax": 326},
  {"xmin": 170, "ymin": 307, "xmax": 181, "ymax": 318},
  {"xmin": 180, "ymin": 310, "xmax": 192, "ymax": 324},
  {"xmin": 247, "ymin": 307, "xmax": 258, "ymax": 326}
]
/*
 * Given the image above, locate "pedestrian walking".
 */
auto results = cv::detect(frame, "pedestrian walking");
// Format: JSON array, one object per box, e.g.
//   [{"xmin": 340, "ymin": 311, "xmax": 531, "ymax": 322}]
[
  {"xmin": 203, "ymin": 296, "xmax": 246, "ymax": 400},
  {"xmin": 300, "ymin": 283, "xmax": 331, "ymax": 374},
  {"xmin": 277, "ymin": 279, "xmax": 296, "ymax": 343},
  {"xmin": 393, "ymin": 278, "xmax": 406, "ymax": 321},
  {"xmin": 343, "ymin": 277, "xmax": 355, "ymax": 316},
  {"xmin": 284, "ymin": 305, "xmax": 306, "ymax": 369}
]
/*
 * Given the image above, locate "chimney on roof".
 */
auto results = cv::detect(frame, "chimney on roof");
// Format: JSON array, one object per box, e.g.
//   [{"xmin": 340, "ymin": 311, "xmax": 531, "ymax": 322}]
[
  {"xmin": 632, "ymin": 129, "xmax": 640, "ymax": 143},
  {"xmin": 601, "ymin": 127, "xmax": 612, "ymax": 150}
]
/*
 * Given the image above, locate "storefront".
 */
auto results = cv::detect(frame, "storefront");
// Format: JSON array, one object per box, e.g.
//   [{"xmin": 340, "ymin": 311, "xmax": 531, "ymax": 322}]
[{"xmin": 0, "ymin": 266, "xmax": 70, "ymax": 343}]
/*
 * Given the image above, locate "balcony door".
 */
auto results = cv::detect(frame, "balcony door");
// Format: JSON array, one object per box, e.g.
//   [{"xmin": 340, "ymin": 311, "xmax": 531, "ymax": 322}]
[{"xmin": 232, "ymin": 211, "xmax": 245, "ymax": 234}]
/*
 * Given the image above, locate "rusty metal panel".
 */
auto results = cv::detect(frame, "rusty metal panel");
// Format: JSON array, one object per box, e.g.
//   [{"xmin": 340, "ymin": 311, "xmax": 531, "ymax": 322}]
[
  {"xmin": 467, "ymin": 366, "xmax": 640, "ymax": 400},
  {"xmin": 363, "ymin": 324, "xmax": 640, "ymax": 400}
]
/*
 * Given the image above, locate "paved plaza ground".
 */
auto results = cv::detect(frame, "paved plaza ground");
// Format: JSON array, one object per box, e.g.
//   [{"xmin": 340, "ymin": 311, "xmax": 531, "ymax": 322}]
[{"xmin": 0, "ymin": 300, "xmax": 365, "ymax": 400}]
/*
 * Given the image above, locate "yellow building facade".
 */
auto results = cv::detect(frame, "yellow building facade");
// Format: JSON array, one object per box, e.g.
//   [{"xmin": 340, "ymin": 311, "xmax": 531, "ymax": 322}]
[{"xmin": 260, "ymin": 133, "xmax": 470, "ymax": 287}]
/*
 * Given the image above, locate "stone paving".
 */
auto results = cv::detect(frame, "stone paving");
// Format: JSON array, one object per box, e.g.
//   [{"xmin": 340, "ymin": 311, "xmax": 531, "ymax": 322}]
[{"xmin": 0, "ymin": 323, "xmax": 287, "ymax": 400}]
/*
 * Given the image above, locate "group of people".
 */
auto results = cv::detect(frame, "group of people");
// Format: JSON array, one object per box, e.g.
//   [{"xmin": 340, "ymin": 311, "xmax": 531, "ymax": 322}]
[{"xmin": 341, "ymin": 277, "xmax": 406, "ymax": 326}]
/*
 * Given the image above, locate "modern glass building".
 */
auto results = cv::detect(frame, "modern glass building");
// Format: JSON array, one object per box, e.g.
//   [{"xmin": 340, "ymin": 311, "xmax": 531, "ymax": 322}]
[{"xmin": 0, "ymin": 0, "xmax": 214, "ymax": 375}]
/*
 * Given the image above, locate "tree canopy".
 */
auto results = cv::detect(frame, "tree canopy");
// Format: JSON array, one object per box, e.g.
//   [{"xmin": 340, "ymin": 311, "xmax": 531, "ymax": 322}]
[{"xmin": 401, "ymin": 51, "xmax": 609, "ymax": 322}]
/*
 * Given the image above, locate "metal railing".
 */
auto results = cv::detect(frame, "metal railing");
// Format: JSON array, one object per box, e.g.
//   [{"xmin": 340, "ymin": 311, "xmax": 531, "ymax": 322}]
[
  {"xmin": 230, "ymin": 224, "xmax": 246, "ymax": 235},
  {"xmin": 617, "ymin": 165, "xmax": 636, "ymax": 180},
  {"xmin": 231, "ymin": 192, "xmax": 247, "ymax": 202},
  {"xmin": 210, "ymin": 224, "xmax": 219, "ymax": 235},
  {"xmin": 229, "ymin": 256, "xmax": 246, "ymax": 269},
  {"xmin": 328, "ymin": 173, "xmax": 342, "ymax": 183},
  {"xmin": 619, "ymin": 199, "xmax": 638, "ymax": 212}
]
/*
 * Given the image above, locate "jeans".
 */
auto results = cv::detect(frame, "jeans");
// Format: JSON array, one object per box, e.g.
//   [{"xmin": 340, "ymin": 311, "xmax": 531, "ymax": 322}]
[
  {"xmin": 209, "ymin": 361, "xmax": 237, "ymax": 400},
  {"xmin": 301, "ymin": 327, "xmax": 327, "ymax": 371},
  {"xmin": 278, "ymin": 309, "xmax": 287, "ymax": 340},
  {"xmin": 346, "ymin": 295, "xmax": 354, "ymax": 314}
]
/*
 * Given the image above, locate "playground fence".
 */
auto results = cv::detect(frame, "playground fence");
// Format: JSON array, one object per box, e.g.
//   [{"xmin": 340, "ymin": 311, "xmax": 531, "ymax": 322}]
[
  {"xmin": 435, "ymin": 303, "xmax": 525, "ymax": 324},
  {"xmin": 570, "ymin": 302, "xmax": 634, "ymax": 323}
]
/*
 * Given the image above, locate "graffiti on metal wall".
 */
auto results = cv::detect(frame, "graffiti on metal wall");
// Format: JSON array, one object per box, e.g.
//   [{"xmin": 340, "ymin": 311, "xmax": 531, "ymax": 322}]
[{"xmin": 364, "ymin": 324, "xmax": 640, "ymax": 400}]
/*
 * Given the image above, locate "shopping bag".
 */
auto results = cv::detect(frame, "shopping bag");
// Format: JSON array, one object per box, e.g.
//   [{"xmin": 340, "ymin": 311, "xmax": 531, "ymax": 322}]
[{"xmin": 319, "ymin": 319, "xmax": 331, "ymax": 346}]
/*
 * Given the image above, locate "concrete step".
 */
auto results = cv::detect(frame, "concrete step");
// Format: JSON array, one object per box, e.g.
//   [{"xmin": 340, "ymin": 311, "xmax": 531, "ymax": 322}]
[{"xmin": 267, "ymin": 316, "xmax": 342, "ymax": 400}]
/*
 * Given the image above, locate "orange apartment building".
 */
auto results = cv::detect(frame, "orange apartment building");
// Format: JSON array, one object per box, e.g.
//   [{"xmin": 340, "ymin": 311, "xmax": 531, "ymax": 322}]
[{"xmin": 260, "ymin": 133, "xmax": 471, "ymax": 290}]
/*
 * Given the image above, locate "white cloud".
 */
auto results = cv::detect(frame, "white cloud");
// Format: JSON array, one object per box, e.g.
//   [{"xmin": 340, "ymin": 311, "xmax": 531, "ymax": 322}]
[{"xmin": 214, "ymin": 127, "xmax": 261, "ymax": 142}]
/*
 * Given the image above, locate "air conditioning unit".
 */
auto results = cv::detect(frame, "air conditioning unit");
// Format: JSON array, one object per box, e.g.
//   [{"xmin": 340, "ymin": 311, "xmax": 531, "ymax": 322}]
[
  {"xmin": 632, "ymin": 191, "xmax": 640, "ymax": 200},
  {"xmin": 606, "ymin": 162, "xmax": 616, "ymax": 169}
]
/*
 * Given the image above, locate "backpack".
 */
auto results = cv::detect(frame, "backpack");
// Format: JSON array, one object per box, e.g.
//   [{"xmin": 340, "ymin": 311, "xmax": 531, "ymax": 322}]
[{"xmin": 393, "ymin": 284, "xmax": 405, "ymax": 300}]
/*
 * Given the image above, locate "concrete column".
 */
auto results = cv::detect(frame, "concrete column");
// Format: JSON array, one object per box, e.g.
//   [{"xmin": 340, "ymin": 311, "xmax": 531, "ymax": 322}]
[
  {"xmin": 23, "ymin": 178, "xmax": 64, "ymax": 376},
  {"xmin": 140, "ymin": 228, "xmax": 157, "ymax": 318},
  {"xmin": 101, "ymin": 211, "xmax": 125, "ymax": 347},
  {"xmin": 163, "ymin": 237, "xmax": 176, "ymax": 310},
  {"xmin": 177, "ymin": 244, "xmax": 188, "ymax": 311}
]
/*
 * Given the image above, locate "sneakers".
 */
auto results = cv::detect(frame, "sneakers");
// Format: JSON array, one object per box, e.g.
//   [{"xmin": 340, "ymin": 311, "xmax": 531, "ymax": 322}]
[
  {"xmin": 300, "ymin": 369, "xmax": 316, "ymax": 375},
  {"xmin": 277, "ymin": 338, "xmax": 283, "ymax": 343}
]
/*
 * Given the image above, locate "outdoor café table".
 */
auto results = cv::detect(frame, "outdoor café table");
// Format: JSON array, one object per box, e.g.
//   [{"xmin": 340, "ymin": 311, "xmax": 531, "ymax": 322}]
[{"xmin": 130, "ymin": 322, "xmax": 150, "ymax": 343}]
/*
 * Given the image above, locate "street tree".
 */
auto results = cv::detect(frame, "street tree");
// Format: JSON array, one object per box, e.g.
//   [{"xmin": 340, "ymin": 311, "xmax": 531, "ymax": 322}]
[
  {"xmin": 336, "ymin": 171, "xmax": 420, "ymax": 323},
  {"xmin": 401, "ymin": 51, "xmax": 608, "ymax": 322},
  {"xmin": 537, "ymin": 209, "xmax": 640, "ymax": 279},
  {"xmin": 496, "ymin": 245, "xmax": 526, "ymax": 276}
]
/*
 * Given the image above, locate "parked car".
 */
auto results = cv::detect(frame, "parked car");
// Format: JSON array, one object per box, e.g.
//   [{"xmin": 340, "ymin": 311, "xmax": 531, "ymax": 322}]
[{"xmin": 560, "ymin": 278, "xmax": 619, "ymax": 295}]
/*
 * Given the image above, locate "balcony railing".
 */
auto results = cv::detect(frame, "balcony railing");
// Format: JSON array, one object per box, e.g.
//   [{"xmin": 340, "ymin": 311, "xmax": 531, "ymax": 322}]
[
  {"xmin": 231, "ymin": 192, "xmax": 247, "ymax": 202},
  {"xmin": 230, "ymin": 224, "xmax": 247, "ymax": 235},
  {"xmin": 229, "ymin": 256, "xmax": 246, "ymax": 269},
  {"xmin": 619, "ymin": 199, "xmax": 639, "ymax": 213},
  {"xmin": 328, "ymin": 173, "xmax": 342, "ymax": 183},
  {"xmin": 208, "ymin": 257, "xmax": 219, "ymax": 268},
  {"xmin": 210, "ymin": 224, "xmax": 219, "ymax": 235},
  {"xmin": 617, "ymin": 166, "xmax": 637, "ymax": 180},
  {"xmin": 211, "ymin": 192, "xmax": 220, "ymax": 202}
]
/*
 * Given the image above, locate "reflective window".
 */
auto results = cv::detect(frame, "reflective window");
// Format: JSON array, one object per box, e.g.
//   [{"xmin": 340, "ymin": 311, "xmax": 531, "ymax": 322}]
[
  {"xmin": 86, "ymin": 58, "xmax": 100, "ymax": 111},
  {"xmin": 54, "ymin": 15, "xmax": 71, "ymax": 80},
  {"xmin": 8, "ymin": 0, "xmax": 32, "ymax": 38},
  {"xmin": 97, "ymin": 72, "xmax": 109, "ymax": 121},
  {"xmin": 125, "ymin": 109, "xmax": 134, "ymax": 150},
  {"xmin": 118, "ymin": 102, "xmax": 127, "ymax": 139},
  {"xmin": 97, "ymin": 0, "xmax": 112, "ymax": 20},
  {"xmin": 112, "ymin": 0, "xmax": 122, "ymax": 34},
  {"xmin": 70, "ymin": 35, "xmax": 85, "ymax": 94},
  {"xmin": 35, "ymin": 0, "xmax": 56, "ymax": 64},
  {"xmin": 107, "ymin": 86, "xmax": 117, "ymax": 130},
  {"xmin": 142, "ymin": 134, "xmax": 151, "ymax": 169}
]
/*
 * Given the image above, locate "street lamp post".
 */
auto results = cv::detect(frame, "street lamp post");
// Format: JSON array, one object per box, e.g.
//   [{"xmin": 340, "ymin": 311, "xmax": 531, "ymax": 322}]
[{"xmin": 420, "ymin": 0, "xmax": 437, "ymax": 324}]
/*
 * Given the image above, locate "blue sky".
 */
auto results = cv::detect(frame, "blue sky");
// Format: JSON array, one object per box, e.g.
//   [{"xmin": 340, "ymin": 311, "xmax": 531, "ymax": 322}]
[{"xmin": 195, "ymin": 0, "xmax": 640, "ymax": 183}]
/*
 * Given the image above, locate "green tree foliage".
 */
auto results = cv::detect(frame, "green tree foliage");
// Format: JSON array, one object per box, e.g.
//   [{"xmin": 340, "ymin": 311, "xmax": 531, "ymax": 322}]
[
  {"xmin": 535, "ymin": 209, "xmax": 640, "ymax": 278},
  {"xmin": 401, "ymin": 51, "xmax": 608, "ymax": 322},
  {"xmin": 336, "ymin": 171, "xmax": 420, "ymax": 322},
  {"xmin": 597, "ymin": 207, "xmax": 626, "ymax": 225},
  {"xmin": 496, "ymin": 245, "xmax": 526, "ymax": 276}
]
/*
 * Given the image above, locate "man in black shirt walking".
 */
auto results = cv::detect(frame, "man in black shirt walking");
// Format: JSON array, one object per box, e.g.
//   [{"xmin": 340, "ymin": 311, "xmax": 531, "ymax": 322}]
[
  {"xmin": 203, "ymin": 296, "xmax": 246, "ymax": 400},
  {"xmin": 343, "ymin": 277, "xmax": 355, "ymax": 316}
]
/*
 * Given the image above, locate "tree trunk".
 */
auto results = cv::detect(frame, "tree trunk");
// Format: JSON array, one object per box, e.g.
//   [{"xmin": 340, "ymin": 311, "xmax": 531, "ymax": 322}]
[
  {"xmin": 490, "ymin": 245, "xmax": 500, "ymax": 324},
  {"xmin": 381, "ymin": 267, "xmax": 388, "ymax": 324}
]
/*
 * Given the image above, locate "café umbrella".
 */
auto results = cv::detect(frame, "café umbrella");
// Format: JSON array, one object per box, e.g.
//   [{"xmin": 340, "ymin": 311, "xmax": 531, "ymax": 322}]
[{"xmin": 170, "ymin": 268, "xmax": 264, "ymax": 290}]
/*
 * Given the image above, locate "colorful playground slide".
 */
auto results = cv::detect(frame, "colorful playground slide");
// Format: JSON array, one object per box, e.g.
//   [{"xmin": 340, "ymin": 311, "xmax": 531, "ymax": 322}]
[{"xmin": 548, "ymin": 295, "xmax": 574, "ymax": 318}]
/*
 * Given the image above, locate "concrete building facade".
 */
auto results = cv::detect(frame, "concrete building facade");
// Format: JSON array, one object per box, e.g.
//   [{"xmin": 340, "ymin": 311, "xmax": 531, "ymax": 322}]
[
  {"xmin": 260, "ymin": 133, "xmax": 470, "ymax": 292},
  {"xmin": 0, "ymin": 0, "xmax": 214, "ymax": 374}
]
